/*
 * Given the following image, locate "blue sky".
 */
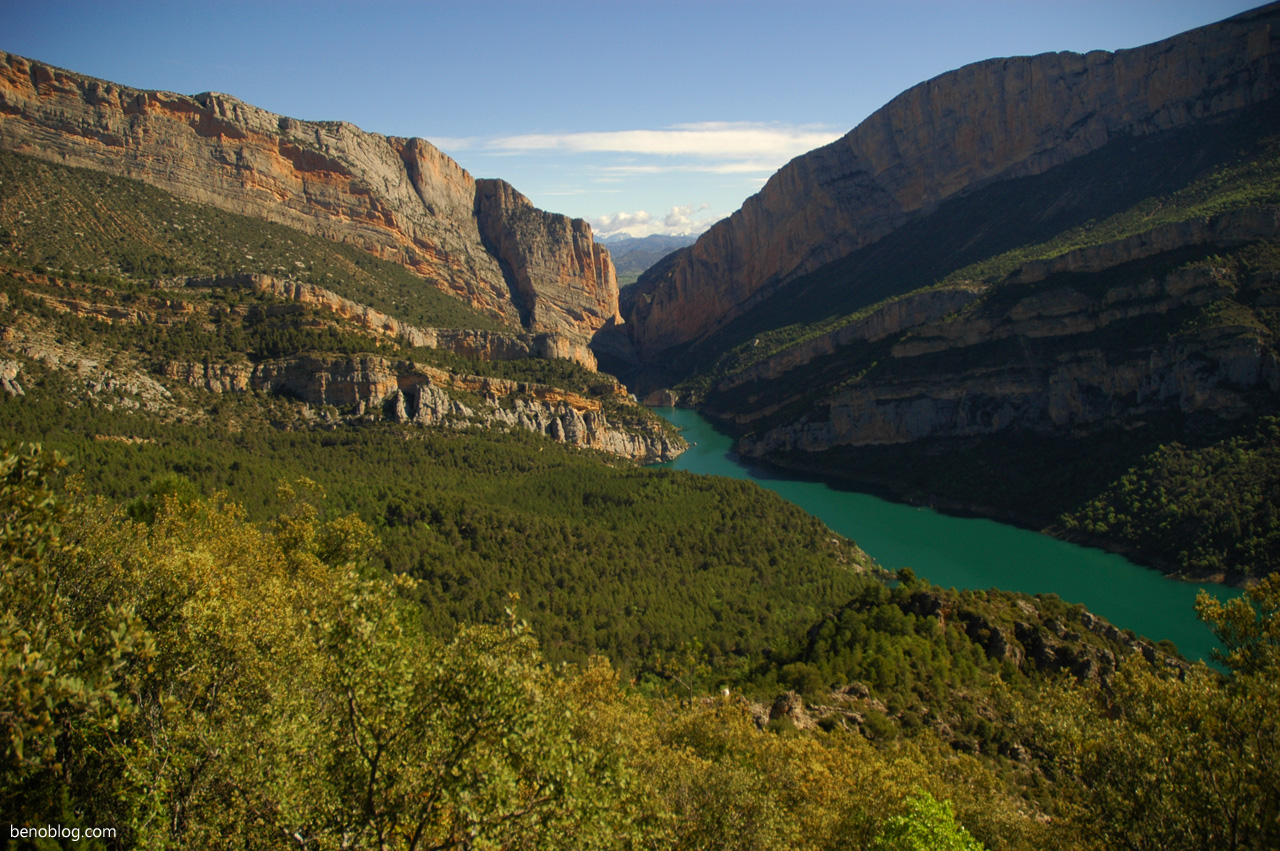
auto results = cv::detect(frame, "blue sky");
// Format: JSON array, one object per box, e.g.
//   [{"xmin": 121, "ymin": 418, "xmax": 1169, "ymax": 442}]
[{"xmin": 2, "ymin": 1, "xmax": 1263, "ymax": 237}]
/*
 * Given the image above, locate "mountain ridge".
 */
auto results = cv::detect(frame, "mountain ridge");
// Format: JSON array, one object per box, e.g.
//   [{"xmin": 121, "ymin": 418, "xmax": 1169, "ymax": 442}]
[
  {"xmin": 624, "ymin": 2, "xmax": 1280, "ymax": 354},
  {"xmin": 0, "ymin": 50, "xmax": 620, "ymax": 345}
]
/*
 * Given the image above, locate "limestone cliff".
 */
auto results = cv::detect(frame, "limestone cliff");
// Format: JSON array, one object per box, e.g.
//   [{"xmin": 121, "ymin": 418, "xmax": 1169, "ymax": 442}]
[
  {"xmin": 0, "ymin": 51, "xmax": 618, "ymax": 342},
  {"xmin": 729, "ymin": 212, "xmax": 1280, "ymax": 457},
  {"xmin": 160, "ymin": 356, "xmax": 681, "ymax": 462},
  {"xmin": 625, "ymin": 4, "xmax": 1280, "ymax": 353},
  {"xmin": 474, "ymin": 179, "xmax": 620, "ymax": 335}
]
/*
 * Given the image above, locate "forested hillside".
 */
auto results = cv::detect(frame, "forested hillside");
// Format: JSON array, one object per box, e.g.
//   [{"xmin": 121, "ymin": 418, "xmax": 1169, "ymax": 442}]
[{"xmin": 3, "ymin": 143, "xmax": 1274, "ymax": 849}]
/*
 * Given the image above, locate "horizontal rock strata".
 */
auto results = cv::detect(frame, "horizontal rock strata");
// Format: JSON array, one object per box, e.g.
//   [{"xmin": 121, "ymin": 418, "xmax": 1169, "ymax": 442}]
[
  {"xmin": 736, "ymin": 224, "xmax": 1280, "ymax": 456},
  {"xmin": 162, "ymin": 356, "xmax": 681, "ymax": 462}
]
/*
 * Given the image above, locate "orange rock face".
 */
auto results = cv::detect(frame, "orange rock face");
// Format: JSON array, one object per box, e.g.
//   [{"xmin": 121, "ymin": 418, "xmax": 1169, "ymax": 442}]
[
  {"xmin": 0, "ymin": 53, "xmax": 618, "ymax": 343},
  {"xmin": 474, "ymin": 179, "xmax": 620, "ymax": 336},
  {"xmin": 626, "ymin": 5, "xmax": 1280, "ymax": 354}
]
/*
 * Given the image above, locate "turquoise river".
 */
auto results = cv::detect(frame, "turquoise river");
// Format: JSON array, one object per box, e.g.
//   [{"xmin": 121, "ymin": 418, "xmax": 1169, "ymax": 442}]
[{"xmin": 656, "ymin": 407, "xmax": 1239, "ymax": 666}]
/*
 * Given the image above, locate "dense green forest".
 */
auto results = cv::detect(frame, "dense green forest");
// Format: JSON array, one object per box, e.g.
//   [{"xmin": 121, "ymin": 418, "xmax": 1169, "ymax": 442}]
[{"xmin": 0, "ymin": 386, "xmax": 863, "ymax": 674}]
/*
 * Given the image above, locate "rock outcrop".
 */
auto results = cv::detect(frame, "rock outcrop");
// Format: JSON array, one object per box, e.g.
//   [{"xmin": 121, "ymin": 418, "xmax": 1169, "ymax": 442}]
[
  {"xmin": 163, "ymin": 356, "xmax": 682, "ymax": 462},
  {"xmin": 0, "ymin": 52, "xmax": 618, "ymax": 342},
  {"xmin": 1, "ymin": 268, "xmax": 678, "ymax": 460},
  {"xmin": 625, "ymin": 4, "xmax": 1280, "ymax": 353},
  {"xmin": 899, "ymin": 588, "xmax": 1184, "ymax": 682}
]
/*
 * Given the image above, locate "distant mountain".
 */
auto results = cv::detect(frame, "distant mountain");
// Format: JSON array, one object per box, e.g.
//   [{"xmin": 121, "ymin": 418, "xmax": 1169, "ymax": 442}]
[{"xmin": 601, "ymin": 233, "xmax": 697, "ymax": 285}]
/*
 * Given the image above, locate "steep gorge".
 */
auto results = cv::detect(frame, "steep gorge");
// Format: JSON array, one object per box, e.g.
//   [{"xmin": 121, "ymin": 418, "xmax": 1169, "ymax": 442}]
[
  {"xmin": 622, "ymin": 5, "xmax": 1280, "ymax": 581},
  {"xmin": 625, "ymin": 3, "xmax": 1280, "ymax": 354}
]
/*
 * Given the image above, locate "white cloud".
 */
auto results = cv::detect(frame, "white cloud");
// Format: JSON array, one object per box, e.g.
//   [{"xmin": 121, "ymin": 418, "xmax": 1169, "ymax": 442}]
[
  {"xmin": 483, "ymin": 122, "xmax": 841, "ymax": 160},
  {"xmin": 663, "ymin": 203, "xmax": 711, "ymax": 229},
  {"xmin": 590, "ymin": 210, "xmax": 653, "ymax": 234},
  {"xmin": 589, "ymin": 203, "xmax": 718, "ymax": 239},
  {"xmin": 431, "ymin": 122, "xmax": 843, "ymax": 240},
  {"xmin": 591, "ymin": 160, "xmax": 784, "ymax": 176}
]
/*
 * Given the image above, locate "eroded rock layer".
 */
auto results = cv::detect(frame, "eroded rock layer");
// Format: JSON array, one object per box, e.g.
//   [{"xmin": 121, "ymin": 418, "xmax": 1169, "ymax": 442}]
[
  {"xmin": 179, "ymin": 274, "xmax": 599, "ymax": 369},
  {"xmin": 162, "ymin": 356, "xmax": 681, "ymax": 462},
  {"xmin": 730, "ymin": 214, "xmax": 1280, "ymax": 457}
]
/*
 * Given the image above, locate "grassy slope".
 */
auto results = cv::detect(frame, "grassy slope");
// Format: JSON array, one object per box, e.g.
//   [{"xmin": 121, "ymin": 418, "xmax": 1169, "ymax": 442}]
[{"xmin": 0, "ymin": 150, "xmax": 510, "ymax": 332}]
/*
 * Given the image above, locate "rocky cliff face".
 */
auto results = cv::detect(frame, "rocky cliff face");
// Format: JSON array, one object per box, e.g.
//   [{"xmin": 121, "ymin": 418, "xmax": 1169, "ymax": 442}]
[
  {"xmin": 161, "ymin": 356, "xmax": 681, "ymax": 462},
  {"xmin": 474, "ymin": 179, "xmax": 620, "ymax": 336},
  {"xmin": 0, "ymin": 52, "xmax": 617, "ymax": 342},
  {"xmin": 625, "ymin": 4, "xmax": 1280, "ymax": 353},
  {"xmin": 733, "ymin": 213, "xmax": 1280, "ymax": 456}
]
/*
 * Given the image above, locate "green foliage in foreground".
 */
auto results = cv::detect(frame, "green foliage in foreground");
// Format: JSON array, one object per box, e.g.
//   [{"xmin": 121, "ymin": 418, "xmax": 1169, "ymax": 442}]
[
  {"xmin": 0, "ymin": 446, "xmax": 1022, "ymax": 850},
  {"xmin": 2, "ymin": 445, "xmax": 1277, "ymax": 850},
  {"xmin": 1024, "ymin": 576, "xmax": 1280, "ymax": 851},
  {"xmin": 0, "ymin": 149, "xmax": 508, "ymax": 332},
  {"xmin": 870, "ymin": 791, "xmax": 984, "ymax": 851}
]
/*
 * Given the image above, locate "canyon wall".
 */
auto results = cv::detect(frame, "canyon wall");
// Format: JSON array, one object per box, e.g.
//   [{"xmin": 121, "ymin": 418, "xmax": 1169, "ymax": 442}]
[
  {"xmin": 474, "ymin": 179, "xmax": 620, "ymax": 337},
  {"xmin": 625, "ymin": 3, "xmax": 1280, "ymax": 353},
  {"xmin": 0, "ymin": 52, "xmax": 618, "ymax": 342},
  {"xmin": 732, "ymin": 212, "xmax": 1280, "ymax": 457}
]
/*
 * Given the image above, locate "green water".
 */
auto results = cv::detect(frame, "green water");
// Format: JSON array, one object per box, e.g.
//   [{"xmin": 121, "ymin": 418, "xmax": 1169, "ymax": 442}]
[{"xmin": 657, "ymin": 407, "xmax": 1238, "ymax": 665}]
